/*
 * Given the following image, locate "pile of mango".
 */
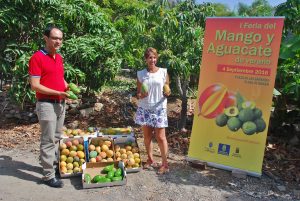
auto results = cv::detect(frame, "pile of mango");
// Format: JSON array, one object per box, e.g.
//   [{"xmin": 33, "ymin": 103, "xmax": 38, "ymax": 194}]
[
  {"xmin": 88, "ymin": 138, "xmax": 114, "ymax": 162},
  {"xmin": 59, "ymin": 138, "xmax": 85, "ymax": 174},
  {"xmin": 61, "ymin": 127, "xmax": 96, "ymax": 138},
  {"xmin": 100, "ymin": 127, "xmax": 132, "ymax": 135},
  {"xmin": 84, "ymin": 164, "xmax": 123, "ymax": 184},
  {"xmin": 114, "ymin": 142, "xmax": 141, "ymax": 169}
]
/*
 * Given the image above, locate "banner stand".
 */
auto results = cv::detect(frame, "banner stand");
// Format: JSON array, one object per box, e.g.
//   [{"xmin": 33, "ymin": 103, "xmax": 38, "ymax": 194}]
[
  {"xmin": 185, "ymin": 156, "xmax": 261, "ymax": 178},
  {"xmin": 187, "ymin": 17, "xmax": 284, "ymax": 176},
  {"xmin": 185, "ymin": 157, "xmax": 207, "ymax": 170}
]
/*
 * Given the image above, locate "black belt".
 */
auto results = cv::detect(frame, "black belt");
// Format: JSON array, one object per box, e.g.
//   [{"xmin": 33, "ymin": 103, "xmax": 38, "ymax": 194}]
[{"xmin": 38, "ymin": 99, "xmax": 65, "ymax": 104}]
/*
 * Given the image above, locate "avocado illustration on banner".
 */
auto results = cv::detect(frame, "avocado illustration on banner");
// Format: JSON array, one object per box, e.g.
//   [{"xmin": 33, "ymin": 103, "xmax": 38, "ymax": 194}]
[{"xmin": 199, "ymin": 83, "xmax": 267, "ymax": 135}]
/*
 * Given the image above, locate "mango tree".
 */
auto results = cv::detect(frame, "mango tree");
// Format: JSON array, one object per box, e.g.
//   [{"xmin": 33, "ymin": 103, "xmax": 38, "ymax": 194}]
[
  {"xmin": 150, "ymin": 0, "xmax": 215, "ymax": 130},
  {"xmin": 0, "ymin": 0, "xmax": 123, "ymax": 105},
  {"xmin": 0, "ymin": 0, "xmax": 48, "ymax": 105},
  {"xmin": 271, "ymin": 0, "xmax": 300, "ymax": 137},
  {"xmin": 96, "ymin": 0, "xmax": 152, "ymax": 69},
  {"xmin": 59, "ymin": 0, "xmax": 123, "ymax": 93},
  {"xmin": 109, "ymin": 0, "xmax": 214, "ymax": 130},
  {"xmin": 237, "ymin": 0, "xmax": 273, "ymax": 16}
]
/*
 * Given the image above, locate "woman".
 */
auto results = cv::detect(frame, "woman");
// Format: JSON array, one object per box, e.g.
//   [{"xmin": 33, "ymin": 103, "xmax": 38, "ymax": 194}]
[{"xmin": 135, "ymin": 47, "xmax": 171, "ymax": 174}]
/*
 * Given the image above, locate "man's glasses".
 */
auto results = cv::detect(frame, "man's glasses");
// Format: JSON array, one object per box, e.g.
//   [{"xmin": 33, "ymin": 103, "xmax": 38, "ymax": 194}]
[{"xmin": 49, "ymin": 36, "xmax": 63, "ymax": 41}]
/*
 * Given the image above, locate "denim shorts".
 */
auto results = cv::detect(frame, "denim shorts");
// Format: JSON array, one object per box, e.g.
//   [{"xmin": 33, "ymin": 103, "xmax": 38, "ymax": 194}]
[{"xmin": 135, "ymin": 107, "xmax": 168, "ymax": 128}]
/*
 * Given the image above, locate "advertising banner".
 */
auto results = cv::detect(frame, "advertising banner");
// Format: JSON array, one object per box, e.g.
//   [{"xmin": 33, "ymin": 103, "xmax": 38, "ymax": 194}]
[{"xmin": 188, "ymin": 17, "xmax": 284, "ymax": 176}]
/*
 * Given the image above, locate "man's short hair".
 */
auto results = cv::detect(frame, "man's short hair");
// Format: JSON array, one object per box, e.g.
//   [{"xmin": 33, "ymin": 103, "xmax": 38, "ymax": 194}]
[{"xmin": 43, "ymin": 25, "xmax": 62, "ymax": 37}]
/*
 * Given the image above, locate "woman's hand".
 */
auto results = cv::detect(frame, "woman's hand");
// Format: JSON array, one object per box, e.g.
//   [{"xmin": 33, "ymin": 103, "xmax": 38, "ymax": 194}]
[
  {"xmin": 163, "ymin": 90, "xmax": 171, "ymax": 97},
  {"xmin": 163, "ymin": 84, "xmax": 171, "ymax": 97},
  {"xmin": 137, "ymin": 92, "xmax": 148, "ymax": 99}
]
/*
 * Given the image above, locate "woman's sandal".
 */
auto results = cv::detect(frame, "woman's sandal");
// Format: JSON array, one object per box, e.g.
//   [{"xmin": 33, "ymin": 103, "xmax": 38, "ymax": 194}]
[
  {"xmin": 143, "ymin": 159, "xmax": 159, "ymax": 170},
  {"xmin": 157, "ymin": 164, "xmax": 169, "ymax": 174}
]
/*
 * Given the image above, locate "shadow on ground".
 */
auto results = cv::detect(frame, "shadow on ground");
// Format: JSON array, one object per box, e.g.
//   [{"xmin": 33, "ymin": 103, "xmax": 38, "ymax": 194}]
[
  {"xmin": 0, "ymin": 155, "xmax": 43, "ymax": 184},
  {"xmin": 158, "ymin": 161, "xmax": 260, "ymax": 191}
]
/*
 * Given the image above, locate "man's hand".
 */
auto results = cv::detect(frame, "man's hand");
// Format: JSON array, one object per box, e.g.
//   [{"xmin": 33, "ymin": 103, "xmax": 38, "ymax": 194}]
[{"xmin": 59, "ymin": 91, "xmax": 69, "ymax": 99}]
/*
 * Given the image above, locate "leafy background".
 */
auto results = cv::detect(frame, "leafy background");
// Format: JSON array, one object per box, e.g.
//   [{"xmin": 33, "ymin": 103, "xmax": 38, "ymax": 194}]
[{"xmin": 0, "ymin": 0, "xmax": 299, "ymax": 131}]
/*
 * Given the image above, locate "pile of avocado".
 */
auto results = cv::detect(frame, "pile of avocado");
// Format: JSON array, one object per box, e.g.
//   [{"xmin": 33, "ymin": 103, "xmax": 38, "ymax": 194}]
[
  {"xmin": 215, "ymin": 101, "xmax": 266, "ymax": 135},
  {"xmin": 84, "ymin": 164, "xmax": 123, "ymax": 184}
]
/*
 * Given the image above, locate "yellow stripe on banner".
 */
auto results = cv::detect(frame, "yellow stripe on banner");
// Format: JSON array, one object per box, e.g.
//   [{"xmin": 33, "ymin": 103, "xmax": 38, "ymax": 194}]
[{"xmin": 201, "ymin": 89, "xmax": 227, "ymax": 116}]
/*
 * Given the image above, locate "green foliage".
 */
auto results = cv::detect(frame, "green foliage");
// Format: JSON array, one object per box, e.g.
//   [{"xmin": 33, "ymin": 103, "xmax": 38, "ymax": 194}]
[
  {"xmin": 1, "ymin": 0, "xmax": 123, "ymax": 105},
  {"xmin": 0, "ymin": 0, "xmax": 56, "ymax": 104},
  {"xmin": 94, "ymin": 0, "xmax": 213, "ymax": 86},
  {"xmin": 276, "ymin": 55, "xmax": 300, "ymax": 103},
  {"xmin": 95, "ymin": 0, "xmax": 151, "ymax": 69},
  {"xmin": 279, "ymin": 35, "xmax": 300, "ymax": 60},
  {"xmin": 152, "ymin": 1, "xmax": 214, "ymax": 82},
  {"xmin": 95, "ymin": 0, "xmax": 214, "ymax": 129},
  {"xmin": 7, "ymin": 52, "xmax": 36, "ymax": 106},
  {"xmin": 275, "ymin": 0, "xmax": 300, "ymax": 104},
  {"xmin": 271, "ymin": 0, "xmax": 300, "ymax": 131},
  {"xmin": 62, "ymin": 22, "xmax": 123, "ymax": 92},
  {"xmin": 237, "ymin": 0, "xmax": 273, "ymax": 16},
  {"xmin": 52, "ymin": 0, "xmax": 124, "ymax": 93},
  {"xmin": 3, "ymin": 0, "xmax": 298, "ymax": 134},
  {"xmin": 274, "ymin": 0, "xmax": 300, "ymax": 35},
  {"xmin": 64, "ymin": 63, "xmax": 86, "ymax": 84},
  {"xmin": 211, "ymin": 3, "xmax": 235, "ymax": 16},
  {"xmin": 102, "ymin": 76, "xmax": 136, "ymax": 92}
]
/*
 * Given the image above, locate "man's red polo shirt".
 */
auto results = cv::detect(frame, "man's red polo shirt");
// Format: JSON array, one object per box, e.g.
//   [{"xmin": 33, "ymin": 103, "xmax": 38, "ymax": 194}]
[{"xmin": 29, "ymin": 49, "xmax": 66, "ymax": 100}]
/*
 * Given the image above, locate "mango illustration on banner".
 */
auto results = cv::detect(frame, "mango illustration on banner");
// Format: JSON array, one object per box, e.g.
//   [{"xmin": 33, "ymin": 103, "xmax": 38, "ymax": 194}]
[
  {"xmin": 198, "ymin": 83, "xmax": 267, "ymax": 135},
  {"xmin": 198, "ymin": 83, "xmax": 230, "ymax": 118}
]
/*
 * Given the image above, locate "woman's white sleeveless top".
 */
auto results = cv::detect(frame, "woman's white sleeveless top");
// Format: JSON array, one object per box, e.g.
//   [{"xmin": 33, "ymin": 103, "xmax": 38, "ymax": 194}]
[{"xmin": 137, "ymin": 68, "xmax": 167, "ymax": 110}]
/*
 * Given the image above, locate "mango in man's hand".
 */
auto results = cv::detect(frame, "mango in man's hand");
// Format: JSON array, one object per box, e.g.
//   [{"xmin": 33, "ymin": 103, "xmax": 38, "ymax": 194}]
[
  {"xmin": 67, "ymin": 90, "xmax": 78, "ymax": 100},
  {"xmin": 69, "ymin": 83, "xmax": 81, "ymax": 94}
]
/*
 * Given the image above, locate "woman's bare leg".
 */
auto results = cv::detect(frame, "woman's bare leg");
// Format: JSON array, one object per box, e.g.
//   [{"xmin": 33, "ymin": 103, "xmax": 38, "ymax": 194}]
[
  {"xmin": 142, "ymin": 125, "xmax": 154, "ymax": 163},
  {"xmin": 154, "ymin": 127, "xmax": 168, "ymax": 166}
]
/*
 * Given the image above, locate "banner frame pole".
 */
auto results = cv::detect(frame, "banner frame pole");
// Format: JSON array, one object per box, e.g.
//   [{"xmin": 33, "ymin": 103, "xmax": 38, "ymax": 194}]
[{"xmin": 186, "ymin": 156, "xmax": 261, "ymax": 178}]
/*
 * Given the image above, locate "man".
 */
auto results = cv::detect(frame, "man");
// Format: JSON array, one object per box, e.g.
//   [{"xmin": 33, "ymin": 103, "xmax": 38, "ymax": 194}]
[{"xmin": 29, "ymin": 25, "xmax": 68, "ymax": 188}]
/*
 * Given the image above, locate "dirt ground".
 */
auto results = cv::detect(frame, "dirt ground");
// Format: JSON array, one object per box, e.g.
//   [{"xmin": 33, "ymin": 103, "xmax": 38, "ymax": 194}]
[
  {"xmin": 0, "ymin": 90, "xmax": 299, "ymax": 201},
  {"xmin": 0, "ymin": 137, "xmax": 298, "ymax": 201}
]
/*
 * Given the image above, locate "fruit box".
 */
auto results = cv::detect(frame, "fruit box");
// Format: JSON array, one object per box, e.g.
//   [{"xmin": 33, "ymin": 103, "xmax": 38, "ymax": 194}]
[
  {"xmin": 113, "ymin": 136, "xmax": 142, "ymax": 173},
  {"xmin": 98, "ymin": 127, "xmax": 134, "ymax": 138},
  {"xmin": 82, "ymin": 161, "xmax": 127, "ymax": 189},
  {"xmin": 58, "ymin": 137, "xmax": 86, "ymax": 178},
  {"xmin": 86, "ymin": 136, "xmax": 115, "ymax": 163}
]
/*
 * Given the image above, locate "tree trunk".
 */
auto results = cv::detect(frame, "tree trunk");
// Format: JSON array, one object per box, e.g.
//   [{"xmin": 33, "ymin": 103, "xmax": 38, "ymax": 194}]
[{"xmin": 175, "ymin": 75, "xmax": 189, "ymax": 130}]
